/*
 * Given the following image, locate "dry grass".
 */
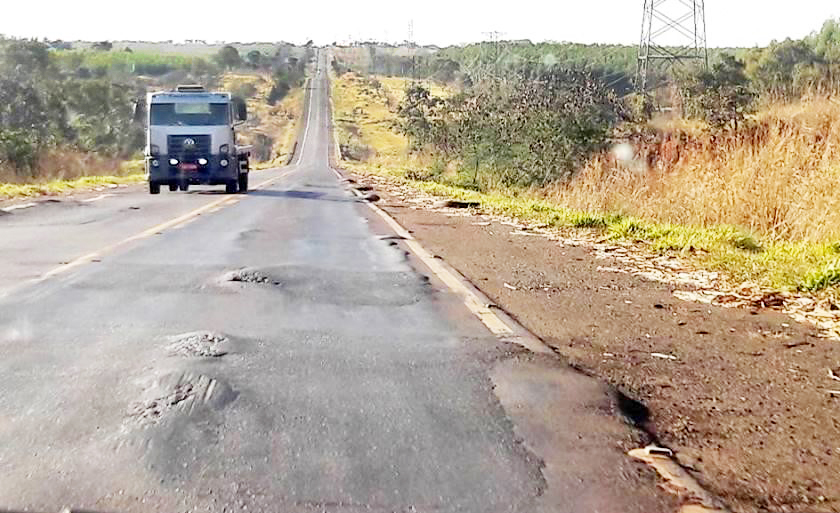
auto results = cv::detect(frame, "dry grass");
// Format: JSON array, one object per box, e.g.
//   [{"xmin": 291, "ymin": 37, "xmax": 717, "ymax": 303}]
[
  {"xmin": 553, "ymin": 98, "xmax": 840, "ymax": 243},
  {"xmin": 0, "ymin": 173, "xmax": 145, "ymax": 199},
  {"xmin": 331, "ymin": 71, "xmax": 447, "ymax": 172},
  {"xmin": 220, "ymin": 72, "xmax": 304, "ymax": 168},
  {"xmin": 0, "ymin": 150, "xmax": 145, "ymax": 199},
  {"xmin": 0, "ymin": 148, "xmax": 141, "ymax": 185}
]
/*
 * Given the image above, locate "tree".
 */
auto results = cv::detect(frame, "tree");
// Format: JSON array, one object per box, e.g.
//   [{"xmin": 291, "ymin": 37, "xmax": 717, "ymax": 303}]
[
  {"xmin": 745, "ymin": 39, "xmax": 818, "ymax": 99},
  {"xmin": 246, "ymin": 50, "xmax": 263, "ymax": 69},
  {"xmin": 397, "ymin": 69, "xmax": 625, "ymax": 186},
  {"xmin": 3, "ymin": 39, "xmax": 51, "ymax": 76},
  {"xmin": 681, "ymin": 55, "xmax": 756, "ymax": 129},
  {"xmin": 0, "ymin": 79, "xmax": 50, "ymax": 171},
  {"xmin": 396, "ymin": 84, "xmax": 444, "ymax": 149},
  {"xmin": 91, "ymin": 41, "xmax": 113, "ymax": 51},
  {"xmin": 215, "ymin": 45, "xmax": 241, "ymax": 70}
]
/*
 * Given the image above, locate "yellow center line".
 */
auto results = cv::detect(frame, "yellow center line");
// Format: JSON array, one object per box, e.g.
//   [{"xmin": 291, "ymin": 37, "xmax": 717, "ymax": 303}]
[{"xmin": 37, "ymin": 169, "xmax": 293, "ymax": 281}]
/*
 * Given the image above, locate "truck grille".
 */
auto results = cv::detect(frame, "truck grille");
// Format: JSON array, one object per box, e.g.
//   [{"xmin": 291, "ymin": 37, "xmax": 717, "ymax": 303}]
[{"xmin": 168, "ymin": 135, "xmax": 211, "ymax": 156}]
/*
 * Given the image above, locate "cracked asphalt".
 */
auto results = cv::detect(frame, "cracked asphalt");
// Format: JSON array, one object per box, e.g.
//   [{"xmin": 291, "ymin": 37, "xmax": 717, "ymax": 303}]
[{"xmin": 0, "ymin": 53, "xmax": 674, "ymax": 513}]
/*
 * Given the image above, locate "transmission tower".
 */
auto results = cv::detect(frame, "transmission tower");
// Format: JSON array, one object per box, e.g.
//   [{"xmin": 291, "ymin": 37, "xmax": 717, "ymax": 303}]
[
  {"xmin": 636, "ymin": 0, "xmax": 708, "ymax": 92},
  {"xmin": 408, "ymin": 19, "xmax": 416, "ymax": 80},
  {"xmin": 482, "ymin": 31, "xmax": 505, "ymax": 79}
]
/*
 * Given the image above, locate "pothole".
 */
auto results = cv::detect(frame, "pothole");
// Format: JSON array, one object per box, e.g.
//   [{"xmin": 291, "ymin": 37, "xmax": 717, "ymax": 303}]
[
  {"xmin": 128, "ymin": 382, "xmax": 195, "ymax": 424},
  {"xmin": 218, "ymin": 265, "xmax": 427, "ymax": 306},
  {"xmin": 220, "ymin": 268, "xmax": 280, "ymax": 286},
  {"xmin": 167, "ymin": 331, "xmax": 231, "ymax": 357},
  {"xmin": 127, "ymin": 372, "xmax": 237, "ymax": 426}
]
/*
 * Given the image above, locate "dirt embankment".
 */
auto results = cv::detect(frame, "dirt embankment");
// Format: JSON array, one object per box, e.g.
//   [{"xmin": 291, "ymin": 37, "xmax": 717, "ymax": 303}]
[{"xmin": 351, "ymin": 172, "xmax": 840, "ymax": 513}]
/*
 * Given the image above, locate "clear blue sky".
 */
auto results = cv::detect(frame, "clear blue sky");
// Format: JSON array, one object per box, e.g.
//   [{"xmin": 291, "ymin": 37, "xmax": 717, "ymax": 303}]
[{"xmin": 1, "ymin": 0, "xmax": 838, "ymax": 47}]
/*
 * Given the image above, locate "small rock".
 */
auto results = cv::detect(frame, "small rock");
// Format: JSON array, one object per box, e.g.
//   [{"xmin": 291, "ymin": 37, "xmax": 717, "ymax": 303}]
[{"xmin": 433, "ymin": 199, "xmax": 480, "ymax": 209}]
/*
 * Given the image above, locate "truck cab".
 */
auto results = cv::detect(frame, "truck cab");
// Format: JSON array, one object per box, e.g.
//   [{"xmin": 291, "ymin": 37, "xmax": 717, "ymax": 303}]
[{"xmin": 145, "ymin": 85, "xmax": 250, "ymax": 194}]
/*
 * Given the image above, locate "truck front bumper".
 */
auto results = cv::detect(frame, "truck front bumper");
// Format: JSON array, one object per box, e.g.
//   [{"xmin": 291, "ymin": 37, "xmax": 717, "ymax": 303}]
[{"xmin": 146, "ymin": 155, "xmax": 238, "ymax": 185}]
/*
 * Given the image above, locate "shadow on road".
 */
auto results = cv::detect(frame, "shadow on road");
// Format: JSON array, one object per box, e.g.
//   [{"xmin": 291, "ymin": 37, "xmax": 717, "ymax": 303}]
[{"xmin": 247, "ymin": 189, "xmax": 355, "ymax": 203}]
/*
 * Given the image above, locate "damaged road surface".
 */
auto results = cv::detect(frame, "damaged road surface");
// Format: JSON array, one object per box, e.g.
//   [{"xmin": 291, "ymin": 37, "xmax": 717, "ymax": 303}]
[{"xmin": 0, "ymin": 54, "xmax": 675, "ymax": 512}]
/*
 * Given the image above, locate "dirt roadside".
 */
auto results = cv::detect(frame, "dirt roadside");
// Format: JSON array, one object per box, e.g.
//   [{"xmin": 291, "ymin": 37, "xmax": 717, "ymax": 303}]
[{"xmin": 347, "ymin": 171, "xmax": 840, "ymax": 513}]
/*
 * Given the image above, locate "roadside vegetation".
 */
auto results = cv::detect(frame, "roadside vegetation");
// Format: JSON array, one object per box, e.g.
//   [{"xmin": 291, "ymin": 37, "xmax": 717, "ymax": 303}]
[
  {"xmin": 0, "ymin": 38, "xmax": 311, "ymax": 199},
  {"xmin": 331, "ymin": 17, "xmax": 840, "ymax": 296}
]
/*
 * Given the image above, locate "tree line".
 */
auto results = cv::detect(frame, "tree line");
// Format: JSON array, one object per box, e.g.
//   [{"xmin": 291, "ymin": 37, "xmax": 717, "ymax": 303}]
[
  {"xmin": 352, "ymin": 17, "xmax": 840, "ymax": 103},
  {"xmin": 353, "ymin": 18, "xmax": 840, "ymax": 189},
  {"xmin": 0, "ymin": 38, "xmax": 309, "ymax": 178}
]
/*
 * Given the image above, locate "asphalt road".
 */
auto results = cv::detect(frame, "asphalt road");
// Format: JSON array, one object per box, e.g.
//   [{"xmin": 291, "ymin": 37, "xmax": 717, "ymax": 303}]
[{"xmin": 0, "ymin": 53, "xmax": 672, "ymax": 513}]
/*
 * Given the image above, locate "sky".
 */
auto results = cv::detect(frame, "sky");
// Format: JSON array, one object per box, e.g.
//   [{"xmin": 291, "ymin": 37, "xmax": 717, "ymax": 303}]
[{"xmin": 1, "ymin": 0, "xmax": 838, "ymax": 48}]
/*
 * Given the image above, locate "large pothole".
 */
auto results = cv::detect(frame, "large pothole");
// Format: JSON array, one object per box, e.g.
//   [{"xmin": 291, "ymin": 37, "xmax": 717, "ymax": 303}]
[
  {"xmin": 127, "ymin": 371, "xmax": 237, "ymax": 427},
  {"xmin": 166, "ymin": 331, "xmax": 231, "ymax": 357}
]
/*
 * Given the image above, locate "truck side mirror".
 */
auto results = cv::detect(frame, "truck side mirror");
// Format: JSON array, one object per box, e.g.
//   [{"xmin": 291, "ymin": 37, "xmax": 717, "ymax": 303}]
[
  {"xmin": 132, "ymin": 99, "xmax": 146, "ymax": 123},
  {"xmin": 233, "ymin": 97, "xmax": 247, "ymax": 122}
]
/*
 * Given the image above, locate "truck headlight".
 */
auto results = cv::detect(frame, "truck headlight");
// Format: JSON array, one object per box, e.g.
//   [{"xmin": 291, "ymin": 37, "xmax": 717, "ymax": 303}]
[
  {"xmin": 219, "ymin": 144, "xmax": 230, "ymax": 154},
  {"xmin": 151, "ymin": 159, "xmax": 160, "ymax": 167},
  {"xmin": 169, "ymin": 158, "xmax": 179, "ymax": 166},
  {"xmin": 220, "ymin": 159, "xmax": 229, "ymax": 167},
  {"xmin": 198, "ymin": 158, "xmax": 208, "ymax": 166}
]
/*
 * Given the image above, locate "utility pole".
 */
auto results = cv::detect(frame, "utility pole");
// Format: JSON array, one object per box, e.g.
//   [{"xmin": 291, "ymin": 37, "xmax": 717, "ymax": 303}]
[{"xmin": 636, "ymin": 0, "xmax": 708, "ymax": 93}]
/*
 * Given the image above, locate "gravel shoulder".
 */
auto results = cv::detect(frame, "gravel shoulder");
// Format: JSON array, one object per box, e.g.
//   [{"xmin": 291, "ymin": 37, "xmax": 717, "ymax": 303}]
[{"xmin": 351, "ymin": 171, "xmax": 840, "ymax": 513}]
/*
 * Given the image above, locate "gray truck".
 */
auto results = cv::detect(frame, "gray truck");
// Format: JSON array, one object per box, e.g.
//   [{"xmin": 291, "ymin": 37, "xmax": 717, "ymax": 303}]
[{"xmin": 144, "ymin": 85, "xmax": 250, "ymax": 194}]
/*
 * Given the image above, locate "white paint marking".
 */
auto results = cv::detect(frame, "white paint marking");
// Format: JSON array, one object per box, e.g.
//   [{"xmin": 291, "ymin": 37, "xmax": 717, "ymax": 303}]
[
  {"xmin": 1, "ymin": 202, "xmax": 37, "ymax": 213},
  {"xmin": 81, "ymin": 194, "xmax": 113, "ymax": 203},
  {"xmin": 295, "ymin": 77, "xmax": 317, "ymax": 166}
]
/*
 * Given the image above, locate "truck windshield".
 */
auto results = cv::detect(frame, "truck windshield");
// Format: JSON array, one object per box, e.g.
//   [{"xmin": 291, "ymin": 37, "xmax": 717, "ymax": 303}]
[{"xmin": 150, "ymin": 102, "xmax": 229, "ymax": 126}]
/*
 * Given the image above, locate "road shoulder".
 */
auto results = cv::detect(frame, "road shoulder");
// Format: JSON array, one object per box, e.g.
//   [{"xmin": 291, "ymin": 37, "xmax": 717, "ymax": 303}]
[{"xmin": 344, "ymin": 169, "xmax": 840, "ymax": 513}]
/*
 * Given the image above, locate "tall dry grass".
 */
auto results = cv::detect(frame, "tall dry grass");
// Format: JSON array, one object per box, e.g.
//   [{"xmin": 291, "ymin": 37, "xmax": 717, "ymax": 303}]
[
  {"xmin": 550, "ymin": 98, "xmax": 840, "ymax": 243},
  {"xmin": 0, "ymin": 147, "xmax": 135, "ymax": 185}
]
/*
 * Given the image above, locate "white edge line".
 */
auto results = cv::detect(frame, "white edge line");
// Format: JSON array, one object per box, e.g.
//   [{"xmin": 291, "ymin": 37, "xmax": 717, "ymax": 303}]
[
  {"xmin": 295, "ymin": 77, "xmax": 316, "ymax": 166},
  {"xmin": 81, "ymin": 194, "xmax": 113, "ymax": 203},
  {"xmin": 1, "ymin": 202, "xmax": 37, "ymax": 213},
  {"xmin": 329, "ymin": 163, "xmax": 552, "ymax": 354}
]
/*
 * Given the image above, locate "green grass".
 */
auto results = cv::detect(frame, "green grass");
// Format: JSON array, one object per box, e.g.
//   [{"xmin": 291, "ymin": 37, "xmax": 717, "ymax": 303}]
[
  {"xmin": 0, "ymin": 173, "xmax": 145, "ymax": 199},
  {"xmin": 369, "ymin": 174, "xmax": 840, "ymax": 292},
  {"xmin": 54, "ymin": 50, "xmax": 202, "ymax": 75}
]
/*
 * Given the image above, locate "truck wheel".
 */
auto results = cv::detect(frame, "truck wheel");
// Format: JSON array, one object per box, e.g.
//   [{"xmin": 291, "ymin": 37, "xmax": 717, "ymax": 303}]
[
  {"xmin": 169, "ymin": 183, "xmax": 178, "ymax": 192},
  {"xmin": 238, "ymin": 173, "xmax": 249, "ymax": 193},
  {"xmin": 150, "ymin": 182, "xmax": 160, "ymax": 195},
  {"xmin": 225, "ymin": 181, "xmax": 238, "ymax": 194},
  {"xmin": 179, "ymin": 182, "xmax": 189, "ymax": 192}
]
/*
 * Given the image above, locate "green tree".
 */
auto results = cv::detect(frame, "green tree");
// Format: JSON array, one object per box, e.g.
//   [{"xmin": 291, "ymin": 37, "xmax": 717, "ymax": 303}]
[
  {"xmin": 3, "ymin": 39, "xmax": 52, "ymax": 76},
  {"xmin": 0, "ymin": 79, "xmax": 50, "ymax": 170},
  {"xmin": 91, "ymin": 41, "xmax": 113, "ymax": 51},
  {"xmin": 215, "ymin": 45, "xmax": 242, "ymax": 70},
  {"xmin": 745, "ymin": 39, "xmax": 818, "ymax": 98},
  {"xmin": 680, "ymin": 55, "xmax": 756, "ymax": 128},
  {"xmin": 246, "ymin": 50, "xmax": 264, "ymax": 68},
  {"xmin": 398, "ymin": 69, "xmax": 625, "ymax": 186}
]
